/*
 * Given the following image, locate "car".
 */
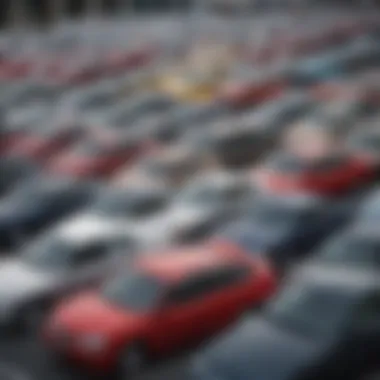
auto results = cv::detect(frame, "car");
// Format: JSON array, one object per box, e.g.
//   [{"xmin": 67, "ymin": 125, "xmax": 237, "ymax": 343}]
[
  {"xmin": 4, "ymin": 121, "xmax": 84, "ymax": 162},
  {"xmin": 215, "ymin": 192, "xmax": 353, "ymax": 269},
  {"xmin": 289, "ymin": 34, "xmax": 379, "ymax": 87},
  {"xmin": 307, "ymin": 95, "xmax": 373, "ymax": 137},
  {"xmin": 194, "ymin": 91, "xmax": 315, "ymax": 168},
  {"xmin": 0, "ymin": 217, "xmax": 138, "ymax": 332},
  {"xmin": 45, "ymin": 56, "xmax": 104, "ymax": 86},
  {"xmin": 0, "ymin": 81, "xmax": 62, "ymax": 111},
  {"xmin": 346, "ymin": 126, "xmax": 380, "ymax": 175},
  {"xmin": 71, "ymin": 185, "xmax": 171, "ymax": 226},
  {"xmin": 148, "ymin": 43, "xmax": 235, "ymax": 103},
  {"xmin": 43, "ymin": 244, "xmax": 276, "ymax": 375},
  {"xmin": 252, "ymin": 148, "xmax": 375, "ymax": 196},
  {"xmin": 143, "ymin": 101, "xmax": 228, "ymax": 143},
  {"xmin": 0, "ymin": 178, "xmax": 98, "ymax": 251},
  {"xmin": 287, "ymin": 50, "xmax": 348, "ymax": 86},
  {"xmin": 59, "ymin": 80, "xmax": 124, "ymax": 124},
  {"xmin": 0, "ymin": 103, "xmax": 57, "ymax": 156},
  {"xmin": 103, "ymin": 44, "xmax": 157, "ymax": 75},
  {"xmin": 48, "ymin": 130, "xmax": 151, "ymax": 179},
  {"xmin": 188, "ymin": 266, "xmax": 380, "ymax": 380},
  {"xmin": 79, "ymin": 93, "xmax": 175, "ymax": 132},
  {"xmin": 310, "ymin": 77, "xmax": 362, "ymax": 103},
  {"xmin": 115, "ymin": 143, "xmax": 210, "ymax": 189},
  {"xmin": 218, "ymin": 63, "xmax": 288, "ymax": 108},
  {"xmin": 302, "ymin": 223, "xmax": 380, "ymax": 271},
  {"xmin": 0, "ymin": 157, "xmax": 39, "ymax": 198},
  {"xmin": 355, "ymin": 188, "xmax": 380, "ymax": 224},
  {"xmin": 126, "ymin": 171, "xmax": 251, "ymax": 248}
]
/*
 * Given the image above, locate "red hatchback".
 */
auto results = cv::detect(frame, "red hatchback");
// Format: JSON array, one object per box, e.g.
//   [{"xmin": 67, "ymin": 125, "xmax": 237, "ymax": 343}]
[
  {"xmin": 48, "ymin": 130, "xmax": 150, "ymax": 179},
  {"xmin": 252, "ymin": 149, "xmax": 375, "ymax": 197},
  {"xmin": 43, "ymin": 244, "xmax": 276, "ymax": 375}
]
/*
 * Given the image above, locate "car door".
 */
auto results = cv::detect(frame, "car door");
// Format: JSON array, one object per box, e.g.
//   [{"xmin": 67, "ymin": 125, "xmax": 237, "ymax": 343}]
[
  {"xmin": 147, "ymin": 266, "xmax": 252, "ymax": 353},
  {"xmin": 146, "ymin": 276, "xmax": 212, "ymax": 353}
]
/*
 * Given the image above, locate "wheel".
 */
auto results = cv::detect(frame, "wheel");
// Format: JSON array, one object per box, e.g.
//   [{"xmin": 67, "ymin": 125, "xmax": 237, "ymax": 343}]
[{"xmin": 117, "ymin": 343, "xmax": 147, "ymax": 378}]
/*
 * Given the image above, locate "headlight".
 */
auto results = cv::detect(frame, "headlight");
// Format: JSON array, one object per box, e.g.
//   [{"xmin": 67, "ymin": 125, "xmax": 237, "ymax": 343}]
[{"xmin": 77, "ymin": 334, "xmax": 107, "ymax": 352}]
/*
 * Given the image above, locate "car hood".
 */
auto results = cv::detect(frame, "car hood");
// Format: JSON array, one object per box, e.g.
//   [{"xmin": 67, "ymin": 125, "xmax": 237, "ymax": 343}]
[
  {"xmin": 129, "ymin": 205, "xmax": 209, "ymax": 246},
  {"xmin": 0, "ymin": 259, "xmax": 58, "ymax": 309},
  {"xmin": 0, "ymin": 200, "xmax": 36, "ymax": 227},
  {"xmin": 53, "ymin": 292, "xmax": 144, "ymax": 335},
  {"xmin": 191, "ymin": 318, "xmax": 320, "ymax": 380}
]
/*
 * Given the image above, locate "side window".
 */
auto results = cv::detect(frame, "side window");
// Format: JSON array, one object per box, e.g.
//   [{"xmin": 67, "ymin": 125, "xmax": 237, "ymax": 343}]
[{"xmin": 166, "ymin": 265, "xmax": 251, "ymax": 305}]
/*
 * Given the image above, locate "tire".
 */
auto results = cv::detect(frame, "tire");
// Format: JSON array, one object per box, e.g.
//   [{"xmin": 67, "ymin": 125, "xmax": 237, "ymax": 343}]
[{"xmin": 117, "ymin": 343, "xmax": 147, "ymax": 378}]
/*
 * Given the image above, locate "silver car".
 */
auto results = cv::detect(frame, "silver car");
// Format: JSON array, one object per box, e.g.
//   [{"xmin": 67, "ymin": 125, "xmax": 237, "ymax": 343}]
[{"xmin": 0, "ymin": 216, "xmax": 138, "ymax": 333}]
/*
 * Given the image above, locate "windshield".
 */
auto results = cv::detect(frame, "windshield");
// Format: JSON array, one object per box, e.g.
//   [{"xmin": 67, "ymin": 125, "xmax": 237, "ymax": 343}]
[
  {"xmin": 349, "ymin": 134, "xmax": 380, "ymax": 153},
  {"xmin": 23, "ymin": 236, "xmax": 76, "ymax": 269},
  {"xmin": 102, "ymin": 272, "xmax": 164, "ymax": 312},
  {"xmin": 94, "ymin": 191, "xmax": 165, "ymax": 218},
  {"xmin": 265, "ymin": 284, "xmax": 353, "ymax": 339},
  {"xmin": 176, "ymin": 183, "xmax": 222, "ymax": 206},
  {"xmin": 12, "ymin": 181, "xmax": 61, "ymax": 208},
  {"xmin": 249, "ymin": 200, "xmax": 301, "ymax": 227},
  {"xmin": 220, "ymin": 222, "xmax": 270, "ymax": 253},
  {"xmin": 266, "ymin": 153, "xmax": 306, "ymax": 173},
  {"xmin": 316, "ymin": 233, "xmax": 380, "ymax": 268}
]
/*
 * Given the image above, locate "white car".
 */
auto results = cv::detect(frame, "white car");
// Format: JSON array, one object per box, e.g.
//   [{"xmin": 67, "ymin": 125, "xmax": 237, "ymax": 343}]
[
  {"xmin": 68, "ymin": 185, "xmax": 171, "ymax": 229},
  {"xmin": 129, "ymin": 171, "xmax": 252, "ymax": 248},
  {"xmin": 0, "ymin": 216, "xmax": 138, "ymax": 332}
]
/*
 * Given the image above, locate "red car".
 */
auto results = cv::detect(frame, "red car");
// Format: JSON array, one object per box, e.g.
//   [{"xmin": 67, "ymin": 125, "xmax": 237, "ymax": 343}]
[
  {"xmin": 252, "ymin": 148, "xmax": 375, "ymax": 196},
  {"xmin": 5, "ymin": 124, "xmax": 83, "ymax": 162},
  {"xmin": 43, "ymin": 244, "xmax": 276, "ymax": 375},
  {"xmin": 310, "ymin": 79, "xmax": 362, "ymax": 102},
  {"xmin": 104, "ymin": 45, "xmax": 157, "ymax": 75},
  {"xmin": 346, "ymin": 125, "xmax": 380, "ymax": 173},
  {"xmin": 219, "ymin": 68, "xmax": 286, "ymax": 108},
  {"xmin": 0, "ymin": 127, "xmax": 28, "ymax": 155},
  {"xmin": 48, "ymin": 131, "xmax": 151, "ymax": 179}
]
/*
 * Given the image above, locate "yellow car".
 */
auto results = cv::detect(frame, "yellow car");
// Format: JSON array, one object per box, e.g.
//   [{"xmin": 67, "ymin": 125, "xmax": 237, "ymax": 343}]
[{"xmin": 150, "ymin": 43, "xmax": 237, "ymax": 103}]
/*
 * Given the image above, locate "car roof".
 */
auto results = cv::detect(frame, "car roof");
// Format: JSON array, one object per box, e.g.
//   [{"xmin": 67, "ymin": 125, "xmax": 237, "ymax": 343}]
[
  {"xmin": 55, "ymin": 215, "xmax": 130, "ymax": 245},
  {"xmin": 137, "ymin": 245, "xmax": 247, "ymax": 283},
  {"xmin": 188, "ymin": 170, "xmax": 245, "ymax": 189}
]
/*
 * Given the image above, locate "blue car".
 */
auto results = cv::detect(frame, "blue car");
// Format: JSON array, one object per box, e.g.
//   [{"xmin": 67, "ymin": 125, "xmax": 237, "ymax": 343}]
[
  {"xmin": 0, "ymin": 177, "xmax": 99, "ymax": 251},
  {"xmin": 215, "ymin": 192, "xmax": 361, "ymax": 269}
]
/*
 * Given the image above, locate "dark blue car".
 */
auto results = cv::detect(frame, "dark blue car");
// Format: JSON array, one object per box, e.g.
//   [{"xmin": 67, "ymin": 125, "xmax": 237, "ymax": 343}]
[
  {"xmin": 216, "ymin": 192, "xmax": 361, "ymax": 269},
  {"xmin": 0, "ymin": 177, "xmax": 99, "ymax": 251}
]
